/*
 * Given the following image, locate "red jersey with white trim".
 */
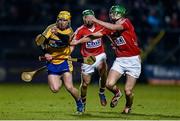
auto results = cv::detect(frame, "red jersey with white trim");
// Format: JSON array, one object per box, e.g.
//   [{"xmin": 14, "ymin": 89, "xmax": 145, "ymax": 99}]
[
  {"xmin": 74, "ymin": 24, "xmax": 105, "ymax": 57},
  {"xmin": 102, "ymin": 18, "xmax": 140, "ymax": 57}
]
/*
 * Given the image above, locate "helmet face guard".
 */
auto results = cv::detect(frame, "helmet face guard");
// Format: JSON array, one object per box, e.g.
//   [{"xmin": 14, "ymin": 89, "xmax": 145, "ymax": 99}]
[
  {"xmin": 82, "ymin": 9, "xmax": 95, "ymax": 27},
  {"xmin": 57, "ymin": 11, "xmax": 71, "ymax": 29},
  {"xmin": 109, "ymin": 5, "xmax": 126, "ymax": 21},
  {"xmin": 109, "ymin": 11, "xmax": 122, "ymax": 21}
]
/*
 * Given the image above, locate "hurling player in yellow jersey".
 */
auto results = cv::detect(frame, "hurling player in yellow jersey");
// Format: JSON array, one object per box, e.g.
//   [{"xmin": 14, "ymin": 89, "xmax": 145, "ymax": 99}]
[{"xmin": 35, "ymin": 11, "xmax": 84, "ymax": 113}]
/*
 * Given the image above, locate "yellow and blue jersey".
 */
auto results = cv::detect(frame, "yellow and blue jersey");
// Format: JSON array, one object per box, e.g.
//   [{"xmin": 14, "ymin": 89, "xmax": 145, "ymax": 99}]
[{"xmin": 42, "ymin": 23, "xmax": 73, "ymax": 72}]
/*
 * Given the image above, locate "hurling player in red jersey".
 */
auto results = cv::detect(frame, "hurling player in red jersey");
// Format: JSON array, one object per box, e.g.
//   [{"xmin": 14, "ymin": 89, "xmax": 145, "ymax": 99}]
[
  {"xmin": 70, "ymin": 10, "xmax": 108, "ymax": 111},
  {"xmin": 74, "ymin": 5, "xmax": 141, "ymax": 114}
]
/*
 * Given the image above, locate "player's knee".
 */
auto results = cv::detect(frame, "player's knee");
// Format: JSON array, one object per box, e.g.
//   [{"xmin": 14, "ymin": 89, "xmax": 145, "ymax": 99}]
[
  {"xmin": 82, "ymin": 81, "xmax": 89, "ymax": 88},
  {"xmin": 124, "ymin": 88, "xmax": 132, "ymax": 96},
  {"xmin": 50, "ymin": 86, "xmax": 59, "ymax": 93},
  {"xmin": 99, "ymin": 68, "xmax": 107, "ymax": 77},
  {"xmin": 106, "ymin": 81, "xmax": 113, "ymax": 88}
]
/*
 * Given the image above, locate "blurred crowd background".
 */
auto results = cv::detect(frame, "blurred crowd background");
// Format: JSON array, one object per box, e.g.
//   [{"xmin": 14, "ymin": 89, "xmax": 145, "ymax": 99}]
[
  {"xmin": 0, "ymin": 0, "xmax": 179, "ymax": 28},
  {"xmin": 0, "ymin": 0, "xmax": 180, "ymax": 83}
]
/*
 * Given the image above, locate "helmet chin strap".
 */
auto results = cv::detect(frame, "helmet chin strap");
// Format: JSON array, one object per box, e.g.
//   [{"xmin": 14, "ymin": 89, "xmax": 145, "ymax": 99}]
[
  {"xmin": 110, "ymin": 13, "xmax": 122, "ymax": 23},
  {"xmin": 111, "ymin": 15, "xmax": 123, "ymax": 23},
  {"xmin": 111, "ymin": 17, "xmax": 120, "ymax": 23}
]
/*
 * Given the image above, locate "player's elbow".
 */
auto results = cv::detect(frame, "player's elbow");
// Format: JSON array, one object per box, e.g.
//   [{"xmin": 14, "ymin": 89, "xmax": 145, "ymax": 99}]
[
  {"xmin": 35, "ymin": 34, "xmax": 47, "ymax": 46},
  {"xmin": 35, "ymin": 34, "xmax": 42, "ymax": 46}
]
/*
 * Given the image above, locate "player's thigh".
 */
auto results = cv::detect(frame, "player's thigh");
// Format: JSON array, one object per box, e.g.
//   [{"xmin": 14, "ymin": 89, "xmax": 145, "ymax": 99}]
[
  {"xmin": 125, "ymin": 55, "xmax": 141, "ymax": 79},
  {"xmin": 124, "ymin": 56, "xmax": 141, "ymax": 91},
  {"xmin": 106, "ymin": 69, "xmax": 122, "ymax": 86},
  {"xmin": 106, "ymin": 58, "xmax": 124, "ymax": 86},
  {"xmin": 62, "ymin": 72, "xmax": 73, "ymax": 88},
  {"xmin": 48, "ymin": 74, "xmax": 62, "ymax": 90},
  {"xmin": 96, "ymin": 53, "xmax": 107, "ymax": 71},
  {"xmin": 97, "ymin": 60, "xmax": 108, "ymax": 75}
]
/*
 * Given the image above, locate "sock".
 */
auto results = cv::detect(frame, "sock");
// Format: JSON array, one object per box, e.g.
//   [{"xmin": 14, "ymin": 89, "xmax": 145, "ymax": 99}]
[
  {"xmin": 99, "ymin": 88, "xmax": 105, "ymax": 94},
  {"xmin": 76, "ymin": 99, "xmax": 82, "ymax": 105},
  {"xmin": 114, "ymin": 87, "xmax": 120, "ymax": 95},
  {"xmin": 125, "ymin": 93, "xmax": 134, "ymax": 107},
  {"xmin": 81, "ymin": 96, "xmax": 86, "ymax": 104}
]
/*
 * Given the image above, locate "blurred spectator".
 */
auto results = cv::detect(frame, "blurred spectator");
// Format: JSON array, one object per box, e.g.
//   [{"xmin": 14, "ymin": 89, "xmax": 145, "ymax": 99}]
[
  {"xmin": 147, "ymin": 9, "xmax": 160, "ymax": 29},
  {"xmin": 0, "ymin": 0, "xmax": 180, "ymax": 65},
  {"xmin": 170, "ymin": 12, "xmax": 179, "ymax": 28},
  {"xmin": 98, "ymin": 8, "xmax": 108, "ymax": 21},
  {"xmin": 9, "ymin": 5, "xmax": 19, "ymax": 24},
  {"xmin": 0, "ymin": 0, "xmax": 179, "ymax": 30}
]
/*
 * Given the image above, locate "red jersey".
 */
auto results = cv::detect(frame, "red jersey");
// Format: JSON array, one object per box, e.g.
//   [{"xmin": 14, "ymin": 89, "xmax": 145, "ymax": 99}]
[
  {"xmin": 74, "ymin": 24, "xmax": 105, "ymax": 57},
  {"xmin": 102, "ymin": 18, "xmax": 140, "ymax": 57}
]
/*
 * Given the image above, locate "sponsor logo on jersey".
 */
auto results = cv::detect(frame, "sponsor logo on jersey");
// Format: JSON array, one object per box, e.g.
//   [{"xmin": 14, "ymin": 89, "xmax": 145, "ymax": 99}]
[
  {"xmin": 115, "ymin": 36, "xmax": 126, "ymax": 46},
  {"xmin": 86, "ymin": 39, "xmax": 101, "ymax": 48}
]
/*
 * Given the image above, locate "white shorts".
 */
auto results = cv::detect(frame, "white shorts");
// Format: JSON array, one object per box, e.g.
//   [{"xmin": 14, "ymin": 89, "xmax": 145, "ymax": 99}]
[
  {"xmin": 81, "ymin": 53, "xmax": 107, "ymax": 74},
  {"xmin": 111, "ymin": 55, "xmax": 141, "ymax": 78}
]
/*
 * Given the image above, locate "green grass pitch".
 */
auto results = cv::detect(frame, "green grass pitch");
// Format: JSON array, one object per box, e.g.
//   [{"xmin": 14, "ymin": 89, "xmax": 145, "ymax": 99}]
[{"xmin": 0, "ymin": 83, "xmax": 180, "ymax": 120}]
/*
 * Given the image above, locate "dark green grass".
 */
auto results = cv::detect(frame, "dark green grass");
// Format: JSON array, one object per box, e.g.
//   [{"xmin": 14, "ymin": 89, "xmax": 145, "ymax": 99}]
[{"xmin": 0, "ymin": 83, "xmax": 180, "ymax": 120}]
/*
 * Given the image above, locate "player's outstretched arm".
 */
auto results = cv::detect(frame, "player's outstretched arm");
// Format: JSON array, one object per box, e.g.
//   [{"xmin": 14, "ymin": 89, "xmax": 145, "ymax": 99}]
[
  {"xmin": 70, "ymin": 37, "xmax": 91, "ymax": 46},
  {"xmin": 88, "ymin": 16, "xmax": 123, "ymax": 31},
  {"xmin": 70, "ymin": 31, "xmax": 103, "ymax": 46}
]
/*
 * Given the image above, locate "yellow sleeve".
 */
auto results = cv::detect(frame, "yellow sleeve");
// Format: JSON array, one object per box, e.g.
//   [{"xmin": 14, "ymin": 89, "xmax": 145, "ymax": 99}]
[
  {"xmin": 35, "ymin": 34, "xmax": 47, "ymax": 46},
  {"xmin": 34, "ymin": 24, "xmax": 56, "ymax": 46},
  {"xmin": 42, "ymin": 24, "xmax": 56, "ymax": 38}
]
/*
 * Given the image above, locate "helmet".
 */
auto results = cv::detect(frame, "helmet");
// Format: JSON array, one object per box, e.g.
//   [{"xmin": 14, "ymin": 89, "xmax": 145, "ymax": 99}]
[
  {"xmin": 82, "ymin": 9, "xmax": 94, "ymax": 16},
  {"xmin": 109, "ymin": 5, "xmax": 127, "ymax": 20},
  {"xmin": 57, "ymin": 11, "xmax": 71, "ymax": 20}
]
